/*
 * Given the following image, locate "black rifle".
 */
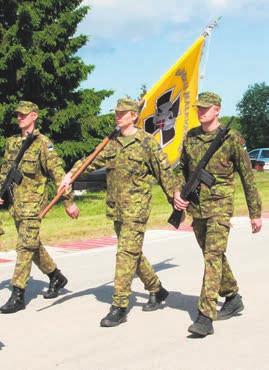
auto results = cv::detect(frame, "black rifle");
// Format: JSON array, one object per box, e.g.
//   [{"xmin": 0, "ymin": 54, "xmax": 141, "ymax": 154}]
[
  {"xmin": 168, "ymin": 117, "xmax": 234, "ymax": 229},
  {"xmin": 0, "ymin": 132, "xmax": 36, "ymax": 203}
]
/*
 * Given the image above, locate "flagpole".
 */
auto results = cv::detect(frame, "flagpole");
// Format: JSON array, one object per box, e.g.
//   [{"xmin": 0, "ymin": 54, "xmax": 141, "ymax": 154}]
[
  {"xmin": 202, "ymin": 16, "xmax": 222, "ymax": 37},
  {"xmin": 200, "ymin": 17, "xmax": 221, "ymax": 84}
]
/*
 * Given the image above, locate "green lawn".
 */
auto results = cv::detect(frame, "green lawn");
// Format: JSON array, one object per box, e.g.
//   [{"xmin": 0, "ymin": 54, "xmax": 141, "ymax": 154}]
[{"xmin": 1, "ymin": 171, "xmax": 268, "ymax": 251}]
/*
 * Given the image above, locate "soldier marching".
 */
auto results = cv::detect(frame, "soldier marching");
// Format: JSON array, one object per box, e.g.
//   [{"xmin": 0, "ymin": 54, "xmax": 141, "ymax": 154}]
[
  {"xmin": 0, "ymin": 94, "xmax": 263, "ymax": 339},
  {"xmin": 60, "ymin": 97, "xmax": 178, "ymax": 327},
  {"xmin": 174, "ymin": 92, "xmax": 262, "ymax": 336},
  {"xmin": 0, "ymin": 101, "xmax": 79, "ymax": 313}
]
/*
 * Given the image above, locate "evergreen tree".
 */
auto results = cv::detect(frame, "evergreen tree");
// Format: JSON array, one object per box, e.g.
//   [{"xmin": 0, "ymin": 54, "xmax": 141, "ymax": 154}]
[
  {"xmin": 237, "ymin": 82, "xmax": 269, "ymax": 150},
  {"xmin": 0, "ymin": 0, "xmax": 114, "ymax": 167}
]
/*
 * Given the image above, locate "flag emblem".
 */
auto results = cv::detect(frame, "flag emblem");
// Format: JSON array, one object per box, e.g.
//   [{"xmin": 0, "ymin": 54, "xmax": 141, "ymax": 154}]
[{"xmin": 144, "ymin": 89, "xmax": 180, "ymax": 147}]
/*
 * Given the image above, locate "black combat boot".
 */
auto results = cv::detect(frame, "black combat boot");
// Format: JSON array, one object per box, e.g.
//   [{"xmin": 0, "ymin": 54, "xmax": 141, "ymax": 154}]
[
  {"xmin": 0, "ymin": 286, "xmax": 25, "ymax": 314},
  {"xmin": 142, "ymin": 286, "xmax": 169, "ymax": 311},
  {"xmin": 188, "ymin": 312, "xmax": 214, "ymax": 337},
  {"xmin": 100, "ymin": 306, "xmax": 127, "ymax": 327},
  {"xmin": 43, "ymin": 269, "xmax": 68, "ymax": 299},
  {"xmin": 217, "ymin": 294, "xmax": 244, "ymax": 320}
]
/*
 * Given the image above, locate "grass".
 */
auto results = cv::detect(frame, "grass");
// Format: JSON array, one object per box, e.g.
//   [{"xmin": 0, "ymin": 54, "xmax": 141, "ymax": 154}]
[{"xmin": 1, "ymin": 171, "xmax": 268, "ymax": 251}]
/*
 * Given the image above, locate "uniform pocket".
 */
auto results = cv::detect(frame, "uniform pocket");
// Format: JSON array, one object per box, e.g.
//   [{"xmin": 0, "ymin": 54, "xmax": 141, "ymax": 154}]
[
  {"xmin": 1, "ymin": 152, "xmax": 16, "ymax": 175},
  {"xmin": 105, "ymin": 151, "xmax": 117, "ymax": 170},
  {"xmin": 217, "ymin": 219, "xmax": 231, "ymax": 229},
  {"xmin": 14, "ymin": 202, "xmax": 40, "ymax": 218},
  {"xmin": 21, "ymin": 153, "xmax": 38, "ymax": 176},
  {"xmin": 18, "ymin": 219, "xmax": 40, "ymax": 250},
  {"xmin": 210, "ymin": 186, "xmax": 233, "ymax": 199},
  {"xmin": 128, "ymin": 155, "xmax": 144, "ymax": 175},
  {"xmin": 21, "ymin": 160, "xmax": 36, "ymax": 175}
]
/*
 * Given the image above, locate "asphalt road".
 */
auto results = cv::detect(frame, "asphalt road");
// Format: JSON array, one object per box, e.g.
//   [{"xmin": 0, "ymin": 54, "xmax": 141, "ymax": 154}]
[{"xmin": 0, "ymin": 217, "xmax": 268, "ymax": 370}]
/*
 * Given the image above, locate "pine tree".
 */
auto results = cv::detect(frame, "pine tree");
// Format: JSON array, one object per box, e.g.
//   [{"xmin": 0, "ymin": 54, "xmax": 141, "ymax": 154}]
[{"xmin": 0, "ymin": 0, "xmax": 114, "ymax": 167}]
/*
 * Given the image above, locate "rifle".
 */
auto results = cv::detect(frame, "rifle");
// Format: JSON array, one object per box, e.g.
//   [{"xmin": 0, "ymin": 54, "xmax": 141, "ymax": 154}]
[
  {"xmin": 0, "ymin": 132, "xmax": 35, "ymax": 203},
  {"xmin": 39, "ymin": 127, "xmax": 121, "ymax": 219},
  {"xmin": 168, "ymin": 117, "xmax": 234, "ymax": 229}
]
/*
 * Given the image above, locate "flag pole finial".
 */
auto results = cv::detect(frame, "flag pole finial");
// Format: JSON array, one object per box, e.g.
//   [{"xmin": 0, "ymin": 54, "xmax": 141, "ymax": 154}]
[
  {"xmin": 200, "ymin": 17, "xmax": 222, "ymax": 82},
  {"xmin": 202, "ymin": 16, "xmax": 222, "ymax": 37}
]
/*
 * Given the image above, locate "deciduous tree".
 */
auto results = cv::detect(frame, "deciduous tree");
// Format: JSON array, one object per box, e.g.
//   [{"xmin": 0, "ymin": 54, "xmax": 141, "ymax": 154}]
[{"xmin": 237, "ymin": 83, "xmax": 269, "ymax": 150}]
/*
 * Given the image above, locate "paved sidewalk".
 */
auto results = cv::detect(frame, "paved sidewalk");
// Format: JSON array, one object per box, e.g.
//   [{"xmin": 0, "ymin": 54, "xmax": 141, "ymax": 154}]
[{"xmin": 0, "ymin": 217, "xmax": 269, "ymax": 370}]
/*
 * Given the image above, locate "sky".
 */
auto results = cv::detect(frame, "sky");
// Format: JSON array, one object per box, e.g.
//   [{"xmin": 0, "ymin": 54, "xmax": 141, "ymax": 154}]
[{"xmin": 77, "ymin": 0, "xmax": 269, "ymax": 116}]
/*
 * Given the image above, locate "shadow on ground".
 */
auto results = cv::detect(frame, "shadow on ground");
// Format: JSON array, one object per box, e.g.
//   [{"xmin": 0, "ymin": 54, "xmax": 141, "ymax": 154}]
[
  {"xmin": 31, "ymin": 258, "xmax": 199, "ymax": 320},
  {"xmin": 0, "ymin": 277, "xmax": 70, "ymax": 305}
]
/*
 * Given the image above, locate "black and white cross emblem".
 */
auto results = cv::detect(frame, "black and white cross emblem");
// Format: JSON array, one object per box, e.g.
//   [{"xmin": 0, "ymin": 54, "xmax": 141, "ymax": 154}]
[{"xmin": 144, "ymin": 89, "xmax": 180, "ymax": 147}]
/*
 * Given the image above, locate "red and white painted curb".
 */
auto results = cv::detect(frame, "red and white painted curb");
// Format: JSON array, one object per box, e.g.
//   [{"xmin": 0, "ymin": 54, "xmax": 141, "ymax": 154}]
[
  {"xmin": 0, "ymin": 216, "xmax": 268, "ymax": 264},
  {"xmin": 55, "ymin": 236, "xmax": 117, "ymax": 251}
]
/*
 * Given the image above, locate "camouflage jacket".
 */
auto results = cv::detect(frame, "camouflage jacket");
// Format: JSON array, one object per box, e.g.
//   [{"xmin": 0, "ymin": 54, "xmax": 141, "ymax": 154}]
[
  {"xmin": 71, "ymin": 128, "xmax": 177, "ymax": 223},
  {"xmin": 0, "ymin": 129, "xmax": 73, "ymax": 219},
  {"xmin": 177, "ymin": 125, "xmax": 262, "ymax": 219}
]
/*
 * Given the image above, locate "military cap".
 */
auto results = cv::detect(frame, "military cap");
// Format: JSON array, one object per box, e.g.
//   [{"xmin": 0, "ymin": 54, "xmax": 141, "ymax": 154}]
[
  {"xmin": 115, "ymin": 97, "xmax": 140, "ymax": 112},
  {"xmin": 15, "ymin": 101, "xmax": 39, "ymax": 114},
  {"xmin": 194, "ymin": 91, "xmax": 222, "ymax": 107}
]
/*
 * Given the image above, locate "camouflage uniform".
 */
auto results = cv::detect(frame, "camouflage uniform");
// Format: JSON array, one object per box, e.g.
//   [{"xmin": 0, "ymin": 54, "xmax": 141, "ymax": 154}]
[
  {"xmin": 0, "ymin": 220, "xmax": 3, "ymax": 236},
  {"xmin": 177, "ymin": 117, "xmax": 261, "ymax": 320},
  {"xmin": 71, "ymin": 128, "xmax": 176, "ymax": 307},
  {"xmin": 0, "ymin": 148, "xmax": 4, "ymax": 238},
  {"xmin": 0, "ymin": 126, "xmax": 73, "ymax": 289},
  {"xmin": 0, "ymin": 220, "xmax": 4, "ymax": 249}
]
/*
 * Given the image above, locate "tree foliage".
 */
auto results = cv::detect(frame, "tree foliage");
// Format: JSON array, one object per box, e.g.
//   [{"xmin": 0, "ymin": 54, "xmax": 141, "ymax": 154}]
[
  {"xmin": 237, "ymin": 82, "xmax": 269, "ymax": 150},
  {"xmin": 138, "ymin": 84, "xmax": 147, "ymax": 100},
  {"xmin": 0, "ymin": 0, "xmax": 114, "ymax": 168}
]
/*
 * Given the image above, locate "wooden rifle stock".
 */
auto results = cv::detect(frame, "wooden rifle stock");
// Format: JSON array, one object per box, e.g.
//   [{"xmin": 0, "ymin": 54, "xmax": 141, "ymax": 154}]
[{"xmin": 39, "ymin": 127, "xmax": 120, "ymax": 219}]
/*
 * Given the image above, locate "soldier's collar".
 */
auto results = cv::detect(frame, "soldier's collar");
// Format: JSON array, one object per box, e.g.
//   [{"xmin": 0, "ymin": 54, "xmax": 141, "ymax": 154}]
[
  {"xmin": 133, "ymin": 128, "xmax": 144, "ymax": 142},
  {"xmin": 21, "ymin": 128, "xmax": 39, "ymax": 140},
  {"xmin": 22, "ymin": 128, "xmax": 39, "ymax": 137},
  {"xmin": 200, "ymin": 125, "xmax": 221, "ymax": 136},
  {"xmin": 117, "ymin": 133, "xmax": 136, "ymax": 147},
  {"xmin": 33, "ymin": 129, "xmax": 40, "ymax": 136},
  {"xmin": 117, "ymin": 128, "xmax": 144, "ymax": 146}
]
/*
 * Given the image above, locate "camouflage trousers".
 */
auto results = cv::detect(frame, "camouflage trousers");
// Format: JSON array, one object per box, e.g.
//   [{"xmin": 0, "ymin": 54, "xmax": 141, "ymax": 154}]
[
  {"xmin": 12, "ymin": 218, "xmax": 56, "ymax": 289},
  {"xmin": 192, "ymin": 216, "xmax": 239, "ymax": 320},
  {"xmin": 112, "ymin": 221, "xmax": 161, "ymax": 308},
  {"xmin": 0, "ymin": 219, "xmax": 4, "ymax": 236},
  {"xmin": 0, "ymin": 219, "xmax": 4, "ymax": 249},
  {"xmin": 0, "ymin": 220, "xmax": 5, "ymax": 249}
]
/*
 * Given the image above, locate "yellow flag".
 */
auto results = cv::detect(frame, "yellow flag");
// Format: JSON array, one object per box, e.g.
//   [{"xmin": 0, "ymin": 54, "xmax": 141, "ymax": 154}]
[{"xmin": 137, "ymin": 36, "xmax": 205, "ymax": 166}]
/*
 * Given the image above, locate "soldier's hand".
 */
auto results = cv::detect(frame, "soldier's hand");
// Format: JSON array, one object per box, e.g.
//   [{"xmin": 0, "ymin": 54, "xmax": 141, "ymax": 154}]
[
  {"xmin": 65, "ymin": 203, "xmax": 80, "ymax": 219},
  {"xmin": 58, "ymin": 172, "xmax": 72, "ymax": 192},
  {"xmin": 0, "ymin": 198, "xmax": 4, "ymax": 206},
  {"xmin": 251, "ymin": 218, "xmax": 262, "ymax": 233},
  {"xmin": 174, "ymin": 191, "xmax": 189, "ymax": 210}
]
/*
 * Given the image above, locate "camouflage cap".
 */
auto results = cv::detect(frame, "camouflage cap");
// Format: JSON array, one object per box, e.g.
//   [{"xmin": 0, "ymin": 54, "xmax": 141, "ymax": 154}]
[
  {"xmin": 15, "ymin": 101, "xmax": 39, "ymax": 114},
  {"xmin": 194, "ymin": 91, "xmax": 222, "ymax": 108},
  {"xmin": 115, "ymin": 97, "xmax": 140, "ymax": 112}
]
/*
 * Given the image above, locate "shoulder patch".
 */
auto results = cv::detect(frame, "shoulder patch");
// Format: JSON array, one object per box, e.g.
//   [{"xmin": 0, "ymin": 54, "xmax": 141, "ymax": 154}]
[{"xmin": 47, "ymin": 143, "xmax": 54, "ymax": 151}]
